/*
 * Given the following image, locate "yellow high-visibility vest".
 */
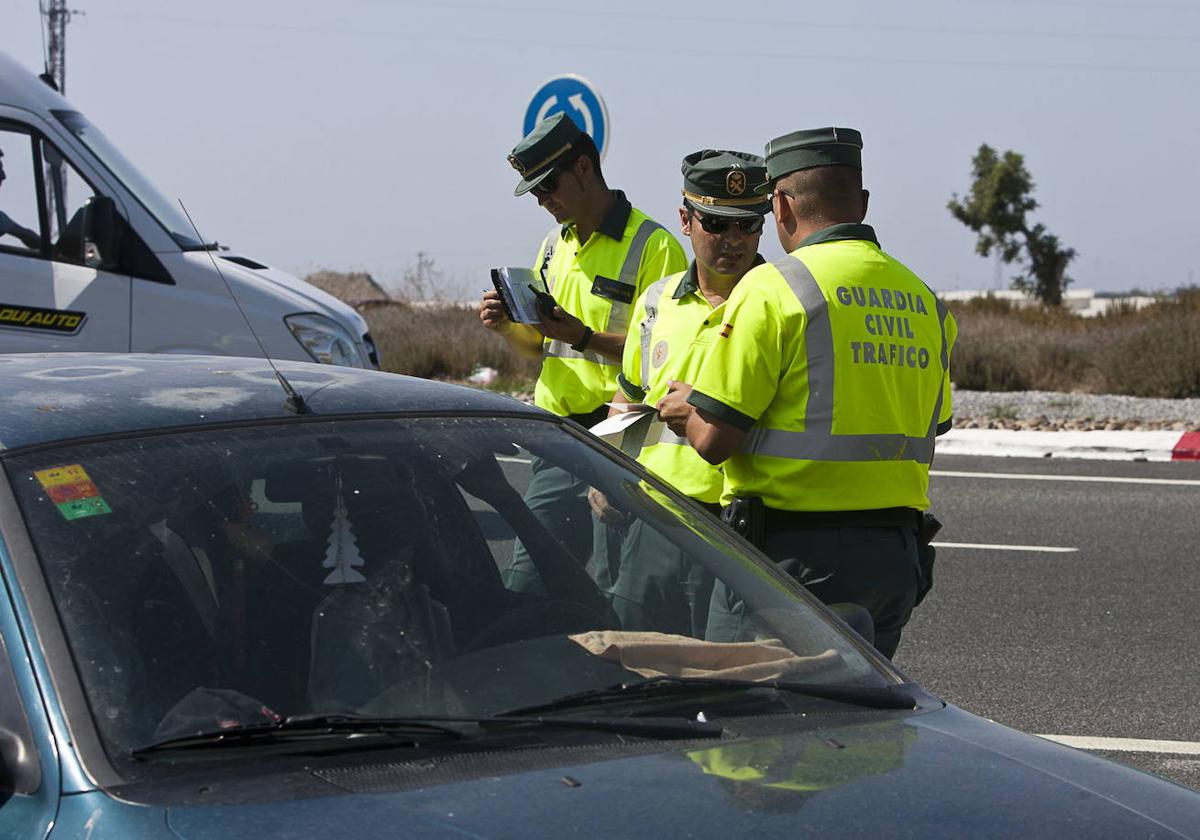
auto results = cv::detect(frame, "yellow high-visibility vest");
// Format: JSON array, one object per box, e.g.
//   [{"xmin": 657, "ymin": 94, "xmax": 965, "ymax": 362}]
[
  {"xmin": 532, "ymin": 192, "xmax": 687, "ymax": 417},
  {"xmin": 618, "ymin": 264, "xmax": 745, "ymax": 504},
  {"xmin": 688, "ymin": 224, "xmax": 956, "ymax": 511}
]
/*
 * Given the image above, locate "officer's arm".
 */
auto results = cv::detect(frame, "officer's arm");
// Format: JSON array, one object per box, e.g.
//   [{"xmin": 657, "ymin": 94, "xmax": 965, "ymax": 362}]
[
  {"xmin": 537, "ymin": 304, "xmax": 626, "ymax": 361},
  {"xmin": 501, "ymin": 322, "xmax": 547, "ymax": 359},
  {"xmin": 685, "ymin": 408, "xmax": 745, "ymax": 465}
]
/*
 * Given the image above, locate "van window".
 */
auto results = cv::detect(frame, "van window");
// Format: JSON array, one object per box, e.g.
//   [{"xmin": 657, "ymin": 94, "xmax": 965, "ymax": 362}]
[
  {"xmin": 0, "ymin": 127, "xmax": 42, "ymax": 255},
  {"xmin": 38, "ymin": 138, "xmax": 99, "ymax": 266}
]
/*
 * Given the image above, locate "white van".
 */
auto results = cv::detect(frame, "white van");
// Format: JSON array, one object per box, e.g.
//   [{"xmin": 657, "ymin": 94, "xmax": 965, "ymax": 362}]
[{"xmin": 0, "ymin": 52, "xmax": 377, "ymax": 368}]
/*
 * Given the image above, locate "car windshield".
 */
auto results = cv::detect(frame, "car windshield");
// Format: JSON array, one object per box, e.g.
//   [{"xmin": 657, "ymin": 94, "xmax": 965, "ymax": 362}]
[
  {"xmin": 51, "ymin": 109, "xmax": 210, "ymax": 250},
  {"xmin": 4, "ymin": 416, "xmax": 885, "ymax": 770}
]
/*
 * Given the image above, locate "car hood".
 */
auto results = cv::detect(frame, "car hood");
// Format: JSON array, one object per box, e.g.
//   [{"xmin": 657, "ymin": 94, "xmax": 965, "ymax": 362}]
[{"xmin": 159, "ymin": 706, "xmax": 1200, "ymax": 839}]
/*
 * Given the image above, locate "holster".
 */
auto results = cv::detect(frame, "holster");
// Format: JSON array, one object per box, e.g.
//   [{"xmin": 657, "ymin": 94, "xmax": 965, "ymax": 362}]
[
  {"xmin": 913, "ymin": 511, "xmax": 943, "ymax": 608},
  {"xmin": 721, "ymin": 496, "xmax": 765, "ymax": 548}
]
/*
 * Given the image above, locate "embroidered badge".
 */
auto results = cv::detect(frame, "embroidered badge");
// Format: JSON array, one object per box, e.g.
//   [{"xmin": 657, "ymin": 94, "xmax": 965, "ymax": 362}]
[
  {"xmin": 651, "ymin": 339, "xmax": 669, "ymax": 368},
  {"xmin": 507, "ymin": 154, "xmax": 527, "ymax": 175}
]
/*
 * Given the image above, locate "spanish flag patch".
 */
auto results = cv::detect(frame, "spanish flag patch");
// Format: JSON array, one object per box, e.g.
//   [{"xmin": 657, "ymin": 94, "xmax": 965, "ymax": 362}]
[{"xmin": 719, "ymin": 322, "xmax": 733, "ymax": 338}]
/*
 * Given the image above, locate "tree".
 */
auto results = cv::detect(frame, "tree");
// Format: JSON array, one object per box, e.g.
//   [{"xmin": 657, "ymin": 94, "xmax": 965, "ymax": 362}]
[{"xmin": 948, "ymin": 144, "xmax": 1077, "ymax": 306}]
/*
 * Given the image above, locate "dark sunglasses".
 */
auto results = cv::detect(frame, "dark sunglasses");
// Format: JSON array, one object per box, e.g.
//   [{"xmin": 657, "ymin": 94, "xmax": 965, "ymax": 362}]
[
  {"xmin": 690, "ymin": 210, "xmax": 765, "ymax": 236},
  {"xmin": 530, "ymin": 169, "xmax": 560, "ymax": 198}
]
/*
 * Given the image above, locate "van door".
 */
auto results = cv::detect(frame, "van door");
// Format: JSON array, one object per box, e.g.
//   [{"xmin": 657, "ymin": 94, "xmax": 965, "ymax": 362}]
[{"xmin": 0, "ymin": 121, "xmax": 129, "ymax": 352}]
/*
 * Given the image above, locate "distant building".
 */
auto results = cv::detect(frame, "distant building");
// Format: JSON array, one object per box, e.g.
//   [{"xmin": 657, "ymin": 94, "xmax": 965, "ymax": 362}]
[
  {"xmin": 940, "ymin": 288, "xmax": 1157, "ymax": 318},
  {"xmin": 303, "ymin": 271, "xmax": 394, "ymax": 309}
]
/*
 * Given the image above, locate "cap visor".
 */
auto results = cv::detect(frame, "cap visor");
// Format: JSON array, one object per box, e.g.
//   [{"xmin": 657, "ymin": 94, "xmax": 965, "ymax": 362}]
[
  {"xmin": 514, "ymin": 167, "xmax": 555, "ymax": 197},
  {"xmin": 686, "ymin": 199, "xmax": 771, "ymax": 219}
]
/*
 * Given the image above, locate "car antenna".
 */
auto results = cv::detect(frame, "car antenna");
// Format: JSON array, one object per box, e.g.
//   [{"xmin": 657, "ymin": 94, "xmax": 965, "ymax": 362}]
[{"xmin": 178, "ymin": 200, "xmax": 307, "ymax": 414}]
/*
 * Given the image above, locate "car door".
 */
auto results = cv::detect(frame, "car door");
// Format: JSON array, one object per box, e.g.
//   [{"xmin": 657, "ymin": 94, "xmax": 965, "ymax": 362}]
[{"xmin": 0, "ymin": 119, "xmax": 129, "ymax": 352}]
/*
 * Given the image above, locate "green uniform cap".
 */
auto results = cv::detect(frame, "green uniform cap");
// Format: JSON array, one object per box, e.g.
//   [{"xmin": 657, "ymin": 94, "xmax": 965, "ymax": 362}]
[
  {"xmin": 757, "ymin": 127, "xmax": 864, "ymax": 191},
  {"xmin": 681, "ymin": 149, "xmax": 771, "ymax": 218},
  {"xmin": 508, "ymin": 112, "xmax": 584, "ymax": 196}
]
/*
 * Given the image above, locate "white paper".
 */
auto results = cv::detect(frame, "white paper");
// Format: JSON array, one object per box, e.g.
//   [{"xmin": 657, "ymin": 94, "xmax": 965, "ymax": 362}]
[{"xmin": 589, "ymin": 405, "xmax": 654, "ymax": 439}]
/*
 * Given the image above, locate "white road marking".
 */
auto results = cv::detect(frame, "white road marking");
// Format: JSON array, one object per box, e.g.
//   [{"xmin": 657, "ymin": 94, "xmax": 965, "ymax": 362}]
[
  {"xmin": 932, "ymin": 469, "xmax": 1200, "ymax": 487},
  {"xmin": 932, "ymin": 541, "xmax": 1078, "ymax": 553},
  {"xmin": 1037, "ymin": 734, "xmax": 1200, "ymax": 756},
  {"xmin": 497, "ymin": 456, "xmax": 533, "ymax": 464}
]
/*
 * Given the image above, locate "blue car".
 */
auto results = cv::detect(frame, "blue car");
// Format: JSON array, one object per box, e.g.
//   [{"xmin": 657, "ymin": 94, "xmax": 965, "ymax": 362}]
[{"xmin": 0, "ymin": 354, "xmax": 1197, "ymax": 838}]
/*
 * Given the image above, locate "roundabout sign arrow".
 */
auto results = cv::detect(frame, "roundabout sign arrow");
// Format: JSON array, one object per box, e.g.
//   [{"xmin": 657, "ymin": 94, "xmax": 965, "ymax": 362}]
[{"xmin": 523, "ymin": 74, "xmax": 609, "ymax": 160}]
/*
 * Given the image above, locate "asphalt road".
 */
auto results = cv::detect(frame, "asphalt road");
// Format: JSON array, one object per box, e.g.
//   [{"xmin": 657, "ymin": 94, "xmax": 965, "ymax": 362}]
[{"xmin": 892, "ymin": 453, "xmax": 1200, "ymax": 791}]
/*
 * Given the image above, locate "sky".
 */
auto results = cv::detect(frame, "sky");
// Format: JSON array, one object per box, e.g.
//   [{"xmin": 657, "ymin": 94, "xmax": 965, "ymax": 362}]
[{"xmin": 3, "ymin": 0, "xmax": 1199, "ymax": 298}]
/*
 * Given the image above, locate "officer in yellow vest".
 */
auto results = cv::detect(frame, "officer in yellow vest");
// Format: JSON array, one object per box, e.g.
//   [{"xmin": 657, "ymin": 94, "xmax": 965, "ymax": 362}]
[
  {"xmin": 480, "ymin": 113, "xmax": 687, "ymax": 592},
  {"xmin": 658, "ymin": 128, "xmax": 956, "ymax": 658},
  {"xmin": 599, "ymin": 149, "xmax": 771, "ymax": 637}
]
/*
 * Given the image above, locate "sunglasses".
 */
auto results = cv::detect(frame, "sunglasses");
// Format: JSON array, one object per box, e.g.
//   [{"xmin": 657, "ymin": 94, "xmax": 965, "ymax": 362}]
[
  {"xmin": 690, "ymin": 210, "xmax": 765, "ymax": 236},
  {"xmin": 530, "ymin": 169, "xmax": 560, "ymax": 198}
]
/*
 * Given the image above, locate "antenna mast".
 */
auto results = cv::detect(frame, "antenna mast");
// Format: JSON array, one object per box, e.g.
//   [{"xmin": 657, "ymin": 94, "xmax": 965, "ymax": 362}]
[
  {"xmin": 41, "ymin": 0, "xmax": 76, "ymax": 94},
  {"xmin": 40, "ymin": 1, "xmax": 82, "ymax": 233}
]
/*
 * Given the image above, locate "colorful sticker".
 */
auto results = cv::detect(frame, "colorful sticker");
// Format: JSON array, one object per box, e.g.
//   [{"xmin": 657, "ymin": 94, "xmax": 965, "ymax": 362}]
[
  {"xmin": 35, "ymin": 464, "xmax": 113, "ymax": 520},
  {"xmin": 56, "ymin": 497, "xmax": 112, "ymax": 521}
]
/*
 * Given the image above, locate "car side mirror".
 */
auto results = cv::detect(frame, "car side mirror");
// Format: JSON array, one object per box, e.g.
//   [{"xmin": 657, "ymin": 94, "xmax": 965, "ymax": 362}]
[{"xmin": 81, "ymin": 195, "xmax": 123, "ymax": 270}]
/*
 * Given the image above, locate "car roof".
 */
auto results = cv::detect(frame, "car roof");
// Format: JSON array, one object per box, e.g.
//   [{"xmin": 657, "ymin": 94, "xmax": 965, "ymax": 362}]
[
  {"xmin": 0, "ymin": 51, "xmax": 74, "ymax": 115},
  {"xmin": 0, "ymin": 354, "xmax": 543, "ymax": 451}
]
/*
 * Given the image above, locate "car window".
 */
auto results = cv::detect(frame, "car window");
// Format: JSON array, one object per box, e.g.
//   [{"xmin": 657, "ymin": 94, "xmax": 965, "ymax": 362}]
[
  {"xmin": 0, "ymin": 126, "xmax": 43, "ymax": 255},
  {"xmin": 3, "ymin": 416, "xmax": 885, "ymax": 770},
  {"xmin": 38, "ymin": 137, "xmax": 99, "ymax": 266}
]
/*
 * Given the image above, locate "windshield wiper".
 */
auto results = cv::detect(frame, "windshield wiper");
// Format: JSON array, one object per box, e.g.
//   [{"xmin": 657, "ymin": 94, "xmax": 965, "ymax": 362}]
[
  {"xmin": 130, "ymin": 711, "xmax": 721, "ymax": 758},
  {"xmin": 130, "ymin": 714, "xmax": 465, "ymax": 757},
  {"xmin": 499, "ymin": 676, "xmax": 917, "ymax": 718}
]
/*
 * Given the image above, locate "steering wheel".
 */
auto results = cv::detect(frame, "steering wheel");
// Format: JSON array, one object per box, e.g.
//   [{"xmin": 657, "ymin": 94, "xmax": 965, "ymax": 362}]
[{"xmin": 460, "ymin": 598, "xmax": 612, "ymax": 654}]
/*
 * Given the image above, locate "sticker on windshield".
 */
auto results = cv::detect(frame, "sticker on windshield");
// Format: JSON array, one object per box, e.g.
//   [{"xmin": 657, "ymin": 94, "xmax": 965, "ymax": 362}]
[
  {"xmin": 0, "ymin": 303, "xmax": 87, "ymax": 335},
  {"xmin": 35, "ymin": 464, "xmax": 113, "ymax": 520}
]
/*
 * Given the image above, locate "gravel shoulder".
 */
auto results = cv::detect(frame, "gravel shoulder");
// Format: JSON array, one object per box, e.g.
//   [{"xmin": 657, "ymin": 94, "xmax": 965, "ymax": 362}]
[{"xmin": 952, "ymin": 389, "xmax": 1200, "ymax": 432}]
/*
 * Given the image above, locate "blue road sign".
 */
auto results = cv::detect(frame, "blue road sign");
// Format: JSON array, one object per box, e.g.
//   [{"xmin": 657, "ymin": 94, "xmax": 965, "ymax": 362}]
[{"xmin": 523, "ymin": 74, "xmax": 609, "ymax": 160}]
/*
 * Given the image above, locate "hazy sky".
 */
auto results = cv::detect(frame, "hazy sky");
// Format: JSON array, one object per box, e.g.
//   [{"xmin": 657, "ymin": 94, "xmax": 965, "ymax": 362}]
[{"xmin": 3, "ymin": 0, "xmax": 1198, "ymax": 297}]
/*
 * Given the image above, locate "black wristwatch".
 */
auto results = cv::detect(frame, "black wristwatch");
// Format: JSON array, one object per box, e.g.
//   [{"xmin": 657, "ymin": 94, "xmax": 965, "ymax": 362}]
[{"xmin": 571, "ymin": 326, "xmax": 594, "ymax": 352}]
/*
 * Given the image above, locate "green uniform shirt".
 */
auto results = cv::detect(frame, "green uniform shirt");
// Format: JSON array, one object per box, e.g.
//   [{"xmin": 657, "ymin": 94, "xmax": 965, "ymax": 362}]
[
  {"xmin": 688, "ymin": 224, "xmax": 956, "ymax": 511},
  {"xmin": 532, "ymin": 191, "xmax": 687, "ymax": 417},
  {"xmin": 617, "ymin": 262, "xmax": 759, "ymax": 505}
]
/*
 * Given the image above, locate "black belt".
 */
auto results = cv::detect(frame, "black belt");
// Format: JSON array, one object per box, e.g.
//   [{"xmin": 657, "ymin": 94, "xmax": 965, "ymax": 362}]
[{"xmin": 763, "ymin": 506, "xmax": 919, "ymax": 531}]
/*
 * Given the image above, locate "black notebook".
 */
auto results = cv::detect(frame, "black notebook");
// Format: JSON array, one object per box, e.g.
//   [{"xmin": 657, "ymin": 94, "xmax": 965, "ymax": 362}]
[{"xmin": 490, "ymin": 267, "xmax": 552, "ymax": 324}]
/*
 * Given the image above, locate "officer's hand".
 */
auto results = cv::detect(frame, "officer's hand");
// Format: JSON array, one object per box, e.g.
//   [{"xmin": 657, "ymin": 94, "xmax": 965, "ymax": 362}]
[
  {"xmin": 479, "ymin": 289, "xmax": 513, "ymax": 333},
  {"xmin": 656, "ymin": 380, "xmax": 694, "ymax": 436},
  {"xmin": 535, "ymin": 303, "xmax": 587, "ymax": 344},
  {"xmin": 588, "ymin": 486, "xmax": 626, "ymax": 526}
]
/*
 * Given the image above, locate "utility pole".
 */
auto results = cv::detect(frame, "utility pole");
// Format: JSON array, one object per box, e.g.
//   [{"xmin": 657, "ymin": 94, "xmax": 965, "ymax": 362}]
[
  {"xmin": 39, "ymin": 1, "xmax": 82, "ymax": 234},
  {"xmin": 40, "ymin": 0, "xmax": 79, "ymax": 94}
]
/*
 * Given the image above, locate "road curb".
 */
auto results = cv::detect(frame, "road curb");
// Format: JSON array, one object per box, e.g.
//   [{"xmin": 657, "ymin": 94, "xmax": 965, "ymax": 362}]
[{"xmin": 939, "ymin": 429, "xmax": 1200, "ymax": 462}]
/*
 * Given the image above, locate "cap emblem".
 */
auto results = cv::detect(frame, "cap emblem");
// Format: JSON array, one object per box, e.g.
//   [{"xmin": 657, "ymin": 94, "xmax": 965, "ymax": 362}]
[
  {"xmin": 507, "ymin": 154, "xmax": 527, "ymax": 176},
  {"xmin": 726, "ymin": 169, "xmax": 747, "ymax": 196}
]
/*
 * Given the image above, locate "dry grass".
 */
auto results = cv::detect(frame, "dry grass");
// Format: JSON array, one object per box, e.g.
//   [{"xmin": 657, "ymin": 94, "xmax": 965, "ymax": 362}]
[
  {"xmin": 358, "ymin": 290, "xmax": 1200, "ymax": 399},
  {"xmin": 950, "ymin": 288, "xmax": 1200, "ymax": 396},
  {"xmin": 361, "ymin": 301, "xmax": 541, "ymax": 383}
]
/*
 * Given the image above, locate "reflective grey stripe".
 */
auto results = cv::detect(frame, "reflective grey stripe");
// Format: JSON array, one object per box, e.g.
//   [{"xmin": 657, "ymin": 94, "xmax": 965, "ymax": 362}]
[
  {"xmin": 545, "ymin": 340, "xmax": 620, "ymax": 366},
  {"xmin": 741, "ymin": 256, "xmax": 947, "ymax": 466},
  {"xmin": 607, "ymin": 219, "xmax": 665, "ymax": 335},
  {"xmin": 638, "ymin": 275, "xmax": 674, "ymax": 387},
  {"xmin": 542, "ymin": 225, "xmax": 561, "ymax": 291},
  {"xmin": 656, "ymin": 421, "xmax": 689, "ymax": 446},
  {"xmin": 773, "ymin": 255, "xmax": 833, "ymax": 433},
  {"xmin": 744, "ymin": 427, "xmax": 935, "ymax": 464},
  {"xmin": 926, "ymin": 297, "xmax": 951, "ymax": 440}
]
